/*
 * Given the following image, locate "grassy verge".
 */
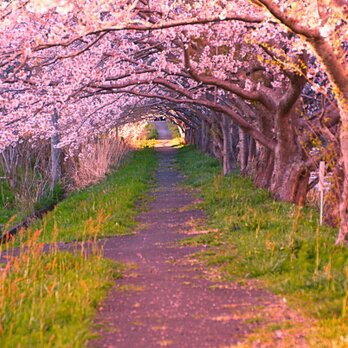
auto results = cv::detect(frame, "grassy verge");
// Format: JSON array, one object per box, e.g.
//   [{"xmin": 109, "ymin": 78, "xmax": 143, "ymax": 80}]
[
  {"xmin": 0, "ymin": 148, "xmax": 158, "ymax": 346},
  {"xmin": 25, "ymin": 148, "xmax": 157, "ymax": 243},
  {"xmin": 0, "ymin": 227, "xmax": 123, "ymax": 347},
  {"xmin": 176, "ymin": 145, "xmax": 348, "ymax": 347}
]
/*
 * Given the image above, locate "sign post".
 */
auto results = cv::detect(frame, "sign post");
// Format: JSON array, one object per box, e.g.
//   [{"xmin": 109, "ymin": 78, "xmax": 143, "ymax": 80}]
[{"xmin": 319, "ymin": 161, "xmax": 325, "ymax": 225}]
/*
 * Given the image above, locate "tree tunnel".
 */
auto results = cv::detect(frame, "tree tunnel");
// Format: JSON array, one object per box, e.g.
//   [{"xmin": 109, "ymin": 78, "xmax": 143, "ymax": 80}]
[{"xmin": 0, "ymin": 0, "xmax": 347, "ymax": 242}]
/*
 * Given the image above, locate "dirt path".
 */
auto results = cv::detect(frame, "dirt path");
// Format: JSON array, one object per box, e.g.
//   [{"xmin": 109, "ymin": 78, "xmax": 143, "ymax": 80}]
[{"xmin": 90, "ymin": 122, "xmax": 306, "ymax": 348}]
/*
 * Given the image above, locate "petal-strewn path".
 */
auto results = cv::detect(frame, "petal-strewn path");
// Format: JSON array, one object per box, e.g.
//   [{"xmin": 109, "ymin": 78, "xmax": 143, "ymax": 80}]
[{"xmin": 90, "ymin": 122, "xmax": 307, "ymax": 348}]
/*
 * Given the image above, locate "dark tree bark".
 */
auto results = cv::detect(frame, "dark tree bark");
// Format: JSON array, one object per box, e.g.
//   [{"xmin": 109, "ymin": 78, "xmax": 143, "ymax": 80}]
[
  {"xmin": 221, "ymin": 115, "xmax": 237, "ymax": 175},
  {"xmin": 51, "ymin": 108, "xmax": 61, "ymax": 190},
  {"xmin": 201, "ymin": 120, "xmax": 210, "ymax": 153},
  {"xmin": 239, "ymin": 128, "xmax": 249, "ymax": 175},
  {"xmin": 246, "ymin": 136, "xmax": 256, "ymax": 175}
]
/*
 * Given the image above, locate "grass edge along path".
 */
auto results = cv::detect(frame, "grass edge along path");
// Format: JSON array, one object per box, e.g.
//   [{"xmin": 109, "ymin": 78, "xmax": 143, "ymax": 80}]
[
  {"xmin": 30, "ymin": 148, "xmax": 158, "ymax": 243},
  {"xmin": 176, "ymin": 145, "xmax": 348, "ymax": 347},
  {"xmin": 0, "ymin": 148, "xmax": 157, "ymax": 347},
  {"xmin": 0, "ymin": 236, "xmax": 124, "ymax": 348}
]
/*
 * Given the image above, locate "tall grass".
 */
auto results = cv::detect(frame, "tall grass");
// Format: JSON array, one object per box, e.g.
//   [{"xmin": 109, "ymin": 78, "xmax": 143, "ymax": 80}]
[
  {"xmin": 0, "ymin": 176, "xmax": 17, "ymax": 225},
  {"xmin": 69, "ymin": 138, "xmax": 129, "ymax": 189},
  {"xmin": 176, "ymin": 145, "xmax": 348, "ymax": 346},
  {"xmin": 0, "ymin": 140, "xmax": 53, "ymax": 221},
  {"xmin": 0, "ymin": 148, "xmax": 158, "ymax": 346},
  {"xmin": 25, "ymin": 148, "xmax": 157, "ymax": 243},
  {"xmin": 0, "ymin": 217, "xmax": 123, "ymax": 347}
]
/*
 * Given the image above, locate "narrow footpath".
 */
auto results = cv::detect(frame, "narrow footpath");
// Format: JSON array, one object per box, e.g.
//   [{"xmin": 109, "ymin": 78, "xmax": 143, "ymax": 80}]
[{"xmin": 90, "ymin": 122, "xmax": 305, "ymax": 348}]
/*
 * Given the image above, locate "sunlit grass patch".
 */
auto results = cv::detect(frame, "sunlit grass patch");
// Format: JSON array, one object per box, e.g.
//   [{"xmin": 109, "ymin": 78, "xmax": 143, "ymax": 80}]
[
  {"xmin": 145, "ymin": 122, "xmax": 159, "ymax": 140},
  {"xmin": 136, "ymin": 122, "xmax": 159, "ymax": 148},
  {"xmin": 167, "ymin": 122, "xmax": 183, "ymax": 147},
  {"xmin": 0, "ymin": 227, "xmax": 123, "ymax": 347}
]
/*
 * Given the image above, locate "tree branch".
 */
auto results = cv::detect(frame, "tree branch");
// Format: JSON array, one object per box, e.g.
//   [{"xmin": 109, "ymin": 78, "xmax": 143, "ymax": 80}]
[{"xmin": 183, "ymin": 46, "xmax": 276, "ymax": 110}]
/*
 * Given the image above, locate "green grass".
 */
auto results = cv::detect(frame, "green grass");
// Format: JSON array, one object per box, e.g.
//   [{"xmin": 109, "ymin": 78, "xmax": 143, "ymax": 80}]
[
  {"xmin": 0, "ymin": 231, "xmax": 124, "ymax": 347},
  {"xmin": 145, "ymin": 122, "xmax": 159, "ymax": 140},
  {"xmin": 167, "ymin": 122, "xmax": 181, "ymax": 139},
  {"xmin": 0, "ymin": 148, "xmax": 158, "ymax": 346},
  {"xmin": 176, "ymin": 145, "xmax": 348, "ymax": 346},
  {"xmin": 0, "ymin": 176, "xmax": 18, "ymax": 226},
  {"xmin": 0, "ymin": 174, "xmax": 65, "ymax": 232},
  {"xmin": 136, "ymin": 123, "xmax": 159, "ymax": 148},
  {"xmin": 34, "ymin": 183, "xmax": 65, "ymax": 212},
  {"xmin": 25, "ymin": 148, "xmax": 158, "ymax": 243}
]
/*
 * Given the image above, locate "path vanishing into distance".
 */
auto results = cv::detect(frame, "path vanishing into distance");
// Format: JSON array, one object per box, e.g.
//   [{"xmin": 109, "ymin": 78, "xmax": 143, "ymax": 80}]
[{"xmin": 90, "ymin": 122, "xmax": 307, "ymax": 348}]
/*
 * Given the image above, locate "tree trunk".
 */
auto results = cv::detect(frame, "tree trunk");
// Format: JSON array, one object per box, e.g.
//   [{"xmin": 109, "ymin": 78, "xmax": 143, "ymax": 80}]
[
  {"xmin": 252, "ymin": 107, "xmax": 274, "ymax": 188},
  {"xmin": 246, "ymin": 137, "xmax": 256, "ymax": 175},
  {"xmin": 254, "ymin": 146, "xmax": 274, "ymax": 188},
  {"xmin": 239, "ymin": 128, "xmax": 249, "ymax": 175},
  {"xmin": 201, "ymin": 120, "xmax": 210, "ymax": 153},
  {"xmin": 1, "ymin": 146, "xmax": 19, "ymax": 190},
  {"xmin": 194, "ymin": 125, "xmax": 202, "ymax": 148},
  {"xmin": 232, "ymin": 121, "xmax": 239, "ymax": 161},
  {"xmin": 335, "ymin": 107, "xmax": 348, "ymax": 244},
  {"xmin": 309, "ymin": 36, "xmax": 348, "ymax": 243},
  {"xmin": 115, "ymin": 126, "xmax": 119, "ymax": 144},
  {"xmin": 222, "ymin": 115, "xmax": 236, "ymax": 175},
  {"xmin": 51, "ymin": 108, "xmax": 61, "ymax": 190},
  {"xmin": 271, "ymin": 110, "xmax": 308, "ymax": 204},
  {"xmin": 212, "ymin": 133, "xmax": 222, "ymax": 161},
  {"xmin": 185, "ymin": 128, "xmax": 192, "ymax": 144}
]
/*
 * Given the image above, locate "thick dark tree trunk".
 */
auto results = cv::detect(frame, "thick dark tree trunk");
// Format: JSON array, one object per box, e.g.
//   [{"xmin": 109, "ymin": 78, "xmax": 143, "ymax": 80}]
[
  {"xmin": 271, "ymin": 110, "xmax": 308, "ymax": 204},
  {"xmin": 185, "ymin": 128, "xmax": 195, "ymax": 145},
  {"xmin": 254, "ymin": 146, "xmax": 274, "ymax": 188},
  {"xmin": 232, "ymin": 122, "xmax": 239, "ymax": 160},
  {"xmin": 208, "ymin": 118, "xmax": 222, "ymax": 160},
  {"xmin": 212, "ymin": 134, "xmax": 222, "ymax": 161},
  {"xmin": 194, "ymin": 125, "xmax": 202, "ymax": 149},
  {"xmin": 252, "ymin": 107, "xmax": 275, "ymax": 188}
]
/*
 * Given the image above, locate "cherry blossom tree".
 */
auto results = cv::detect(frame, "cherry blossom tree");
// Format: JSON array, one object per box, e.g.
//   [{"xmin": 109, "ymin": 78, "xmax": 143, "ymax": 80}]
[{"xmin": 0, "ymin": 0, "xmax": 347, "ymax": 242}]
